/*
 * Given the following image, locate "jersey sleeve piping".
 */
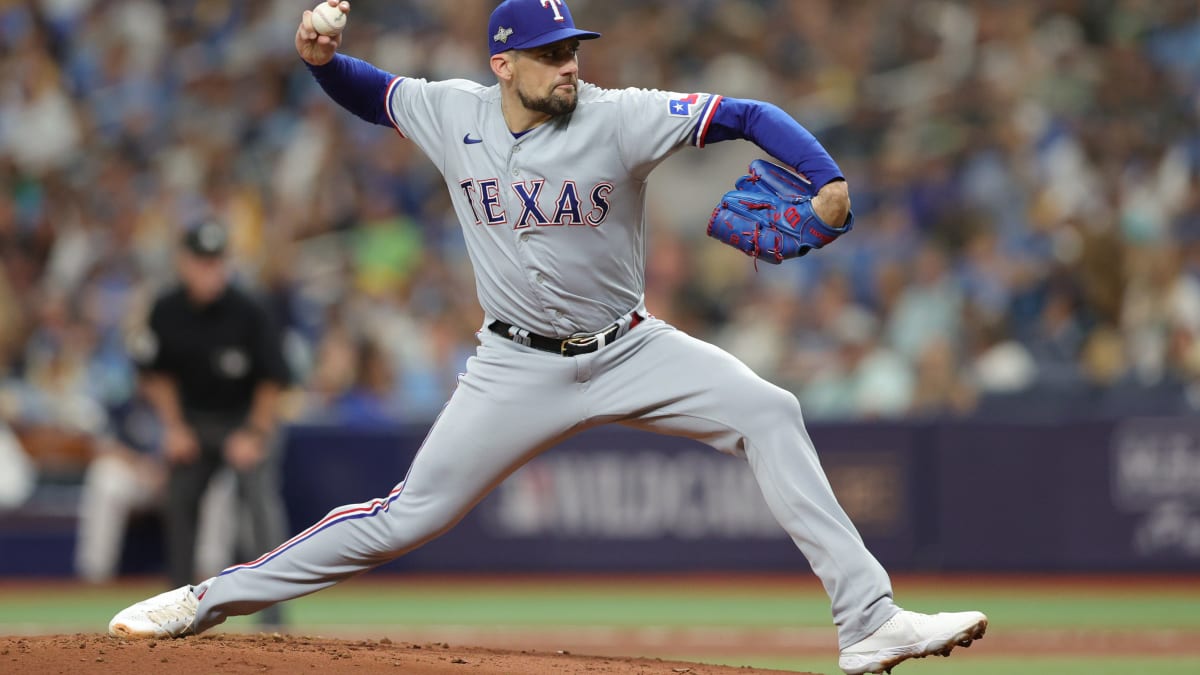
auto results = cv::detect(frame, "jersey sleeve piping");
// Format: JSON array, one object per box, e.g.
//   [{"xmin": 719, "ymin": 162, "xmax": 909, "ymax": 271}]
[
  {"xmin": 384, "ymin": 76, "xmax": 407, "ymax": 138},
  {"xmin": 692, "ymin": 95, "xmax": 723, "ymax": 149}
]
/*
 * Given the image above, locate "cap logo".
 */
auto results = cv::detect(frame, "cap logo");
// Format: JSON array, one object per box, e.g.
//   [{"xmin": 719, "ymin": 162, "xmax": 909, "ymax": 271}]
[
  {"xmin": 493, "ymin": 26, "xmax": 514, "ymax": 43},
  {"xmin": 198, "ymin": 224, "xmax": 224, "ymax": 251},
  {"xmin": 540, "ymin": 0, "xmax": 565, "ymax": 22}
]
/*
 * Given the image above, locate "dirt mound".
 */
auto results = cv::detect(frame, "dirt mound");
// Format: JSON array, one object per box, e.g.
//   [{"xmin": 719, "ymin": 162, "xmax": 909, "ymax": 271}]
[{"xmin": 0, "ymin": 634, "xmax": 814, "ymax": 674}]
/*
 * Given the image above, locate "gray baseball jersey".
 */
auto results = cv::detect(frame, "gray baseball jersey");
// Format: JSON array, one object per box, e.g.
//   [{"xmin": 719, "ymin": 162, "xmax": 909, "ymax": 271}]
[
  {"xmin": 192, "ymin": 76, "xmax": 898, "ymax": 650},
  {"xmin": 386, "ymin": 78, "xmax": 721, "ymax": 336}
]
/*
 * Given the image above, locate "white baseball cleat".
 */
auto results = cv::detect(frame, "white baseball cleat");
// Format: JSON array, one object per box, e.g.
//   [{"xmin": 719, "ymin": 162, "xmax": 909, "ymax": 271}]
[
  {"xmin": 838, "ymin": 609, "xmax": 988, "ymax": 675},
  {"xmin": 108, "ymin": 585, "xmax": 200, "ymax": 639}
]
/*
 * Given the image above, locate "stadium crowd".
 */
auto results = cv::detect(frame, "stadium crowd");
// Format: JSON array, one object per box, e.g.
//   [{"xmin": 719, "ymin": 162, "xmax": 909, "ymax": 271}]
[{"xmin": 1, "ymin": 0, "xmax": 1199, "ymax": 474}]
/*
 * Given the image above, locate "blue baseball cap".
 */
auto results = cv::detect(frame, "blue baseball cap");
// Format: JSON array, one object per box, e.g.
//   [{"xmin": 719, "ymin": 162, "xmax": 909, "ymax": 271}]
[{"xmin": 488, "ymin": 0, "xmax": 601, "ymax": 56}]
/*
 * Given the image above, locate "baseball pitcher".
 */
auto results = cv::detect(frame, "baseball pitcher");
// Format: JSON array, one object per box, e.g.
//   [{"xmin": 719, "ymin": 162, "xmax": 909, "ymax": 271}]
[{"xmin": 110, "ymin": 3, "xmax": 986, "ymax": 673}]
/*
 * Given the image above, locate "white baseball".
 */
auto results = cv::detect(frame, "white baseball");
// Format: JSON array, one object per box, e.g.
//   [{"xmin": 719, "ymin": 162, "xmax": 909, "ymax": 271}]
[{"xmin": 311, "ymin": 2, "xmax": 347, "ymax": 37}]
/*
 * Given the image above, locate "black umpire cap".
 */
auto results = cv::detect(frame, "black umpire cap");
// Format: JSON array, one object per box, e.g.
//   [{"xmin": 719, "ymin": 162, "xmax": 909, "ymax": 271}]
[{"xmin": 181, "ymin": 220, "xmax": 229, "ymax": 258}]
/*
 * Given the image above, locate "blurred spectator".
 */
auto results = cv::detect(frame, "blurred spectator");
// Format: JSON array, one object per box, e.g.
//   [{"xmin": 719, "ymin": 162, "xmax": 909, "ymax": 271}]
[
  {"xmin": 801, "ymin": 308, "xmax": 915, "ymax": 420},
  {"xmin": 329, "ymin": 337, "xmax": 403, "ymax": 427},
  {"xmin": 886, "ymin": 243, "xmax": 964, "ymax": 362},
  {"xmin": 2, "ymin": 49, "xmax": 81, "ymax": 177},
  {"xmin": 1080, "ymin": 325, "xmax": 1129, "ymax": 389},
  {"xmin": 0, "ymin": 0, "xmax": 1197, "ymax": 456},
  {"xmin": 910, "ymin": 337, "xmax": 977, "ymax": 418},
  {"xmin": 965, "ymin": 314, "xmax": 1038, "ymax": 395},
  {"xmin": 352, "ymin": 190, "xmax": 423, "ymax": 298},
  {"xmin": 0, "ymin": 419, "xmax": 34, "ymax": 510},
  {"xmin": 1025, "ymin": 274, "xmax": 1089, "ymax": 383},
  {"xmin": 1121, "ymin": 245, "xmax": 1200, "ymax": 384},
  {"xmin": 291, "ymin": 307, "xmax": 358, "ymax": 422}
]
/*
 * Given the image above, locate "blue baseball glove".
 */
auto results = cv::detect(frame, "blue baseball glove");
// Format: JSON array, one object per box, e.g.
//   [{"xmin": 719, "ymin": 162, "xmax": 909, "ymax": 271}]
[{"xmin": 706, "ymin": 159, "xmax": 854, "ymax": 264}]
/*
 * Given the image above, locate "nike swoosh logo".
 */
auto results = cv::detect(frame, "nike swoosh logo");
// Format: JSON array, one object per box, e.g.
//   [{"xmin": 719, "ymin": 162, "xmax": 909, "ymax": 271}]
[{"xmin": 463, "ymin": 134, "xmax": 483, "ymax": 145}]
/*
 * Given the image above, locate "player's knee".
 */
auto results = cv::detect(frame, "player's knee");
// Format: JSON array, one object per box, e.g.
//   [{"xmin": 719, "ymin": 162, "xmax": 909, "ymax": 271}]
[
  {"xmin": 374, "ymin": 499, "xmax": 467, "ymax": 555},
  {"xmin": 84, "ymin": 456, "xmax": 142, "ymax": 498},
  {"xmin": 739, "ymin": 383, "xmax": 803, "ymax": 427},
  {"xmin": 770, "ymin": 389, "xmax": 805, "ymax": 429}
]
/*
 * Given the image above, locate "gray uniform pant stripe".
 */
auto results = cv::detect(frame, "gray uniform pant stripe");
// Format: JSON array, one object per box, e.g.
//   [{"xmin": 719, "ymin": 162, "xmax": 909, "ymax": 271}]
[{"xmin": 195, "ymin": 319, "xmax": 896, "ymax": 646}]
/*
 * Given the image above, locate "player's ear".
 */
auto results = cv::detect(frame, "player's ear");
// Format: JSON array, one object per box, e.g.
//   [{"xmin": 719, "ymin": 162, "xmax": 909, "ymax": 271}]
[{"xmin": 491, "ymin": 53, "xmax": 514, "ymax": 83}]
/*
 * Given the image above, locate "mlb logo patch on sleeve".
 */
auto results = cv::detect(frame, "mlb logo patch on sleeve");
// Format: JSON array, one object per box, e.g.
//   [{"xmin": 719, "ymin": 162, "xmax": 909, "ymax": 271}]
[{"xmin": 668, "ymin": 94, "xmax": 699, "ymax": 117}]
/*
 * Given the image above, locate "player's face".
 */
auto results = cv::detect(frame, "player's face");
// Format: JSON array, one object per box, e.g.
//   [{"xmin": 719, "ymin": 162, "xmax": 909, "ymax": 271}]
[
  {"xmin": 179, "ymin": 252, "xmax": 229, "ymax": 305},
  {"xmin": 513, "ymin": 39, "xmax": 581, "ymax": 117}
]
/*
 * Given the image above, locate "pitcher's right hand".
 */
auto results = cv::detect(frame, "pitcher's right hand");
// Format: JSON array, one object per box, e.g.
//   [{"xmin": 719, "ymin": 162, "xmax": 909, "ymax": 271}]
[{"xmin": 297, "ymin": 0, "xmax": 350, "ymax": 66}]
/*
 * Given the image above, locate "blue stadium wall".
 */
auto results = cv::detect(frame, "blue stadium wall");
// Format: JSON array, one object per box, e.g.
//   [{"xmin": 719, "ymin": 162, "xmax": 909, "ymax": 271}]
[{"xmin": 2, "ymin": 419, "xmax": 1198, "ymax": 575}]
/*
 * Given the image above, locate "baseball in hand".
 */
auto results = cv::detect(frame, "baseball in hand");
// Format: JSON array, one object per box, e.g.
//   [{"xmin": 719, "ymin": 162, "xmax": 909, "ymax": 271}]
[{"xmin": 311, "ymin": 2, "xmax": 347, "ymax": 37}]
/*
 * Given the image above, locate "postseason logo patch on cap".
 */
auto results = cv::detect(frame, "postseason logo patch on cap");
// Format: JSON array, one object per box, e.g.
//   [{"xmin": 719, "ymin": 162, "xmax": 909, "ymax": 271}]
[{"xmin": 487, "ymin": 0, "xmax": 601, "ymax": 55}]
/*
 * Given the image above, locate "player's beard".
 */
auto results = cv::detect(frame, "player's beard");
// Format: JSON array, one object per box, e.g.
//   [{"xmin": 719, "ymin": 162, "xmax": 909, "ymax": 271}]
[{"xmin": 518, "ymin": 80, "xmax": 578, "ymax": 117}]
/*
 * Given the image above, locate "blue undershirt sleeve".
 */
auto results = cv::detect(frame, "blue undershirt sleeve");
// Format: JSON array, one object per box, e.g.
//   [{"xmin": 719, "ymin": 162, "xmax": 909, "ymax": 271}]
[
  {"xmin": 705, "ymin": 97, "xmax": 844, "ymax": 190},
  {"xmin": 305, "ymin": 53, "xmax": 397, "ymax": 128}
]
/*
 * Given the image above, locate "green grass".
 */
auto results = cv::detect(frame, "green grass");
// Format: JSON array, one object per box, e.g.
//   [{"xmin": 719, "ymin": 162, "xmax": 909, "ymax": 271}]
[
  {"xmin": 1, "ymin": 577, "xmax": 1198, "ymax": 675},
  {"xmin": 3, "ymin": 580, "xmax": 1198, "ymax": 630},
  {"xmin": 0, "ymin": 576, "xmax": 1195, "ymax": 629},
  {"xmin": 248, "ymin": 583, "xmax": 838, "ymax": 627},
  {"xmin": 273, "ymin": 584, "xmax": 1200, "ymax": 629},
  {"xmin": 715, "ymin": 656, "xmax": 1200, "ymax": 675}
]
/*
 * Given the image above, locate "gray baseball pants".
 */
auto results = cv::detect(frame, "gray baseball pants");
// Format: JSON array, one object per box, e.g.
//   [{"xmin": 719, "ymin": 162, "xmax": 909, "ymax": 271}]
[{"xmin": 194, "ymin": 318, "xmax": 897, "ymax": 647}]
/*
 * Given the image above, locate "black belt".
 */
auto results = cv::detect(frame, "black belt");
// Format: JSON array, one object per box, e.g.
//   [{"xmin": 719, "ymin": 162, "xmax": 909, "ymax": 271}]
[{"xmin": 488, "ymin": 313, "xmax": 644, "ymax": 357}]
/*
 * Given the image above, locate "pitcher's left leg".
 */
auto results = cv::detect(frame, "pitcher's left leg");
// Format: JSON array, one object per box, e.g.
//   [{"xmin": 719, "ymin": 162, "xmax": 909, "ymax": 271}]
[
  {"xmin": 186, "ymin": 331, "xmax": 586, "ymax": 633},
  {"xmin": 590, "ymin": 320, "xmax": 897, "ymax": 648}
]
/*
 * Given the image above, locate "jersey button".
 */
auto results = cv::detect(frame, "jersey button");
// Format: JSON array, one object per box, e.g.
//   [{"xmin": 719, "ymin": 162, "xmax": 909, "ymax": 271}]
[
  {"xmin": 513, "ymin": 145, "xmax": 522, "ymax": 153},
  {"xmin": 511, "ymin": 168, "xmax": 520, "ymax": 177},
  {"xmin": 554, "ymin": 310, "xmax": 564, "ymax": 319},
  {"xmin": 520, "ymin": 233, "xmax": 530, "ymax": 243}
]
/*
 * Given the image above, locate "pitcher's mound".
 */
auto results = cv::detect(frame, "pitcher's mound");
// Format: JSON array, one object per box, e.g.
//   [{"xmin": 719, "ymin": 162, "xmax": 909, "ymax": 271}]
[{"xmin": 0, "ymin": 633, "xmax": 819, "ymax": 674}]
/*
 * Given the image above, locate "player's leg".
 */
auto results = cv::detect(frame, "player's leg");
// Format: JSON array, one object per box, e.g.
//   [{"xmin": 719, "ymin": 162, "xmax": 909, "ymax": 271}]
[
  {"xmin": 230, "ymin": 453, "xmax": 288, "ymax": 558},
  {"xmin": 164, "ymin": 448, "xmax": 223, "ymax": 588},
  {"xmin": 75, "ymin": 454, "xmax": 161, "ymax": 583},
  {"xmin": 188, "ymin": 331, "xmax": 586, "ymax": 633},
  {"xmin": 588, "ymin": 319, "xmax": 897, "ymax": 649},
  {"xmin": 229, "ymin": 446, "xmax": 290, "ymax": 627},
  {"xmin": 194, "ymin": 468, "xmax": 238, "ymax": 579}
]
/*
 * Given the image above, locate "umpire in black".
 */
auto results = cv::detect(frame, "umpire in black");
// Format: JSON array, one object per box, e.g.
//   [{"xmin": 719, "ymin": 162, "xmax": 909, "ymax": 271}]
[{"xmin": 134, "ymin": 220, "xmax": 289, "ymax": 620}]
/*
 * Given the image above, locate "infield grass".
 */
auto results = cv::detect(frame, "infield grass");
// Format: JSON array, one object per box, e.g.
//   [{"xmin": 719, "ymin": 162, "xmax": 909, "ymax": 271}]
[
  {"xmin": 3, "ymin": 577, "xmax": 1199, "ymax": 629},
  {"xmin": 0, "ymin": 575, "xmax": 1197, "ymax": 675}
]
